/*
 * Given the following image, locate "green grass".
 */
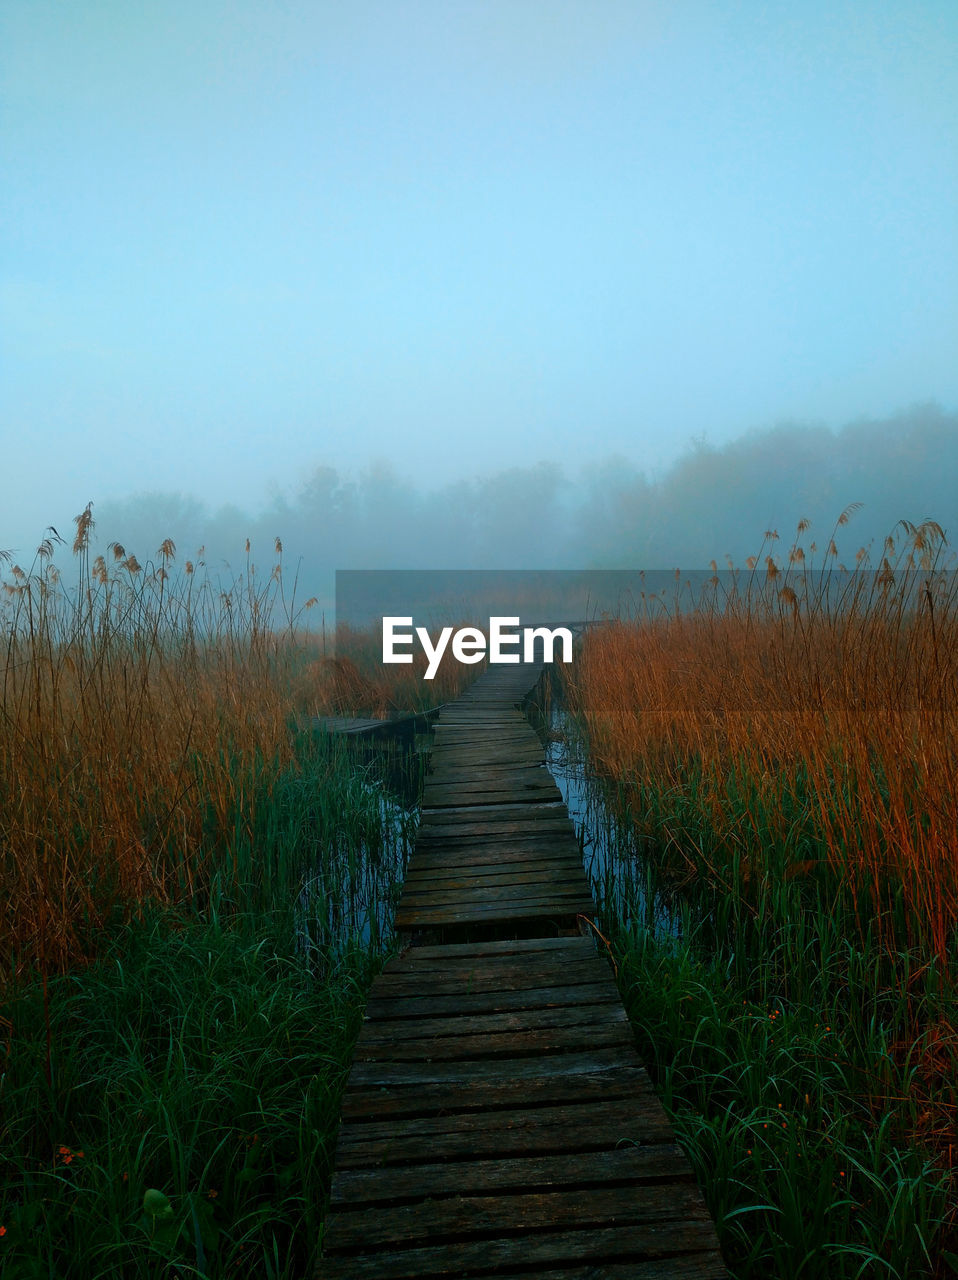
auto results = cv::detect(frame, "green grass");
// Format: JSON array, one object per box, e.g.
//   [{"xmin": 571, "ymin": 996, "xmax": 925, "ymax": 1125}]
[
  {"xmin": 0, "ymin": 735, "xmax": 417, "ymax": 1279},
  {"xmin": 611, "ymin": 915, "xmax": 955, "ymax": 1278}
]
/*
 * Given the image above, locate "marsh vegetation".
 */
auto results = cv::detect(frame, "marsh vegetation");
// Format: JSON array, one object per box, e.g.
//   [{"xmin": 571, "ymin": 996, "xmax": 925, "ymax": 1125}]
[
  {"xmin": 2, "ymin": 506, "xmax": 956, "ymax": 1277},
  {"xmin": 550, "ymin": 515, "xmax": 958, "ymax": 1277},
  {"xmin": 0, "ymin": 510, "xmax": 465, "ymax": 1278}
]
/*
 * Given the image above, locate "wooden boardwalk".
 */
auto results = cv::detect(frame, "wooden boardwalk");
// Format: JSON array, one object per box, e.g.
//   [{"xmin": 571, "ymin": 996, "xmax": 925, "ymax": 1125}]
[{"xmin": 320, "ymin": 661, "xmax": 726, "ymax": 1278}]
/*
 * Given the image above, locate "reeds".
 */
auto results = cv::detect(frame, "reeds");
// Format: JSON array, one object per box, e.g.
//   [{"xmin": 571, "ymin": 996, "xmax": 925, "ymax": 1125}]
[
  {"xmin": 0, "ymin": 507, "xmax": 448, "ymax": 979},
  {"xmin": 567, "ymin": 517, "xmax": 958, "ymax": 966},
  {"xmin": 1, "ymin": 510, "xmax": 427, "ymax": 1277},
  {"xmin": 555, "ymin": 521, "xmax": 958, "ymax": 1273}
]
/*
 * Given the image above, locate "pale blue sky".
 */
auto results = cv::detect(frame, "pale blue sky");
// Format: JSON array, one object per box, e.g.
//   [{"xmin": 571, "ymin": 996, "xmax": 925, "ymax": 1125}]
[{"xmin": 2, "ymin": 0, "xmax": 957, "ymax": 551}]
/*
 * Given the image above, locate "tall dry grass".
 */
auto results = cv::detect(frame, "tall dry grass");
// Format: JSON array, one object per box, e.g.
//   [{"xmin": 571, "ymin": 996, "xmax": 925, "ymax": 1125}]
[
  {"xmin": 0, "ymin": 509, "xmax": 323, "ymax": 976},
  {"xmin": 568, "ymin": 515, "xmax": 958, "ymax": 965},
  {"xmin": 1, "ymin": 507, "xmax": 471, "ymax": 980}
]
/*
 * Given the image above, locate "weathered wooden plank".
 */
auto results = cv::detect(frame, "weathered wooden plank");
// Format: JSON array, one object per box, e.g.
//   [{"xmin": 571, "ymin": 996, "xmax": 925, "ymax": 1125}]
[
  {"xmin": 429, "ymin": 729, "xmax": 532, "ymax": 742},
  {"xmin": 393, "ymin": 898, "xmax": 591, "ymax": 928},
  {"xmin": 368, "ymin": 959, "xmax": 609, "ymax": 997},
  {"xmin": 405, "ymin": 835, "xmax": 577, "ymax": 857},
  {"xmin": 426, "ymin": 763, "xmax": 548, "ymax": 782},
  {"xmin": 320, "ymin": 1220, "xmax": 725, "ymax": 1278},
  {"xmin": 417, "ymin": 821, "xmax": 575, "ymax": 838},
  {"xmin": 362, "ymin": 981, "xmax": 619, "ymax": 1021},
  {"xmin": 396, "ymin": 883, "xmax": 593, "ymax": 912},
  {"xmin": 428, "ymin": 745, "xmax": 542, "ymax": 760},
  {"xmin": 426, "ymin": 759, "xmax": 547, "ymax": 775},
  {"xmin": 419, "ymin": 793, "xmax": 563, "ymax": 809},
  {"xmin": 356, "ymin": 1002, "xmax": 628, "ymax": 1044},
  {"xmin": 410, "ymin": 839, "xmax": 580, "ymax": 862},
  {"xmin": 386, "ymin": 936, "xmax": 594, "ymax": 964},
  {"xmin": 400, "ymin": 865, "xmax": 586, "ymax": 889},
  {"xmin": 416, "ymin": 824, "xmax": 575, "ymax": 842},
  {"xmin": 334, "ymin": 1095, "xmax": 674, "ymax": 1166},
  {"xmin": 326, "ymin": 1181, "xmax": 708, "ymax": 1250},
  {"xmin": 429, "ymin": 734, "xmax": 543, "ymax": 748},
  {"xmin": 369, "ymin": 967, "xmax": 607, "ymax": 996},
  {"xmin": 428, "ymin": 754, "xmax": 545, "ymax": 767},
  {"xmin": 397, "ymin": 885, "xmax": 587, "ymax": 910},
  {"xmin": 408, "ymin": 843, "xmax": 581, "ymax": 869},
  {"xmin": 421, "ymin": 786, "xmax": 562, "ymax": 808},
  {"xmin": 413, "ymin": 834, "xmax": 578, "ymax": 858},
  {"xmin": 337, "ymin": 1065, "xmax": 652, "ymax": 1121},
  {"xmin": 401, "ymin": 867, "xmax": 587, "ymax": 893},
  {"xmin": 401, "ymin": 865, "xmax": 585, "ymax": 890},
  {"xmin": 391, "ymin": 935, "xmax": 595, "ymax": 961},
  {"xmin": 416, "ymin": 819, "xmax": 571, "ymax": 839},
  {"xmin": 422, "ymin": 760, "xmax": 548, "ymax": 776},
  {"xmin": 344, "ymin": 1046, "xmax": 636, "ymax": 1088},
  {"xmin": 430, "ymin": 730, "xmax": 539, "ymax": 744},
  {"xmin": 429, "ymin": 739, "xmax": 543, "ymax": 754},
  {"xmin": 421, "ymin": 780, "xmax": 561, "ymax": 802},
  {"xmin": 433, "ymin": 716, "xmax": 529, "ymax": 728},
  {"xmin": 405, "ymin": 847, "xmax": 581, "ymax": 870},
  {"xmin": 354, "ymin": 1021, "xmax": 634, "ymax": 1062},
  {"xmin": 379, "ymin": 951, "xmax": 603, "ymax": 979},
  {"xmin": 418, "ymin": 802, "xmax": 567, "ymax": 824},
  {"xmin": 398, "ymin": 868, "xmax": 583, "ymax": 896},
  {"xmin": 428, "ymin": 757, "xmax": 547, "ymax": 770},
  {"xmin": 380, "ymin": 945, "xmax": 600, "ymax": 976},
  {"xmin": 419, "ymin": 798, "xmax": 563, "ymax": 815},
  {"xmin": 330, "ymin": 1143, "xmax": 693, "ymax": 1206}
]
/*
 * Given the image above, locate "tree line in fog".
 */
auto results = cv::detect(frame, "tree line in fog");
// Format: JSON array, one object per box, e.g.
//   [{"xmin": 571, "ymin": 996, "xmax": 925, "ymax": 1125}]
[{"xmin": 44, "ymin": 402, "xmax": 958, "ymax": 613}]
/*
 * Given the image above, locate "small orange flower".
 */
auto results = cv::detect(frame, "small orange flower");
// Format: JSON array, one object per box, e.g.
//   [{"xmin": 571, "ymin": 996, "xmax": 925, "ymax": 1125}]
[
  {"xmin": 0, "ymin": 1225, "xmax": 6, "ymax": 1236},
  {"xmin": 207, "ymin": 1189, "xmax": 218, "ymax": 1200}
]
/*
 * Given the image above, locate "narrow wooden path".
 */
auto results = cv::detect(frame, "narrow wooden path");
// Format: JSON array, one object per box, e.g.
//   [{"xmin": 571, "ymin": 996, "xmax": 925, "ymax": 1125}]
[{"xmin": 320, "ymin": 661, "xmax": 726, "ymax": 1278}]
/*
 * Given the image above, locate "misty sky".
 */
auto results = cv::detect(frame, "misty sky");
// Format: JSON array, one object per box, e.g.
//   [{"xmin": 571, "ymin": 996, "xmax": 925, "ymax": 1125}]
[{"xmin": 3, "ymin": 1, "xmax": 957, "ymax": 557}]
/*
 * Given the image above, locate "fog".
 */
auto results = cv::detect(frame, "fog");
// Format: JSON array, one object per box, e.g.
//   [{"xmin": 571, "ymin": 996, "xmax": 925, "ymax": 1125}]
[
  {"xmin": 8, "ymin": 402, "xmax": 936, "ymax": 618},
  {"xmin": 4, "ymin": 3, "xmax": 957, "ymax": 601}
]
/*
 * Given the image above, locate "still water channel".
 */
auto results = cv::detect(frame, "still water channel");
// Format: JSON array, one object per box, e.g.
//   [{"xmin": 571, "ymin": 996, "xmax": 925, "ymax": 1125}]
[{"xmin": 297, "ymin": 679, "xmax": 677, "ymax": 960}]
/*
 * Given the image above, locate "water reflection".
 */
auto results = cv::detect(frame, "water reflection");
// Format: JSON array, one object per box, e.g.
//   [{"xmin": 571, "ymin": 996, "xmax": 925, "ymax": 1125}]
[
  {"xmin": 296, "ymin": 742, "xmax": 421, "ymax": 960},
  {"xmin": 295, "ymin": 688, "xmax": 680, "ymax": 963},
  {"xmin": 535, "ymin": 684, "xmax": 679, "ymax": 942}
]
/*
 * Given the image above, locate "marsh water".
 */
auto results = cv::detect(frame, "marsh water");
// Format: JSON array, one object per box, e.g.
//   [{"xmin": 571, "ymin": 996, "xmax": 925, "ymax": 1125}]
[
  {"xmin": 532, "ymin": 679, "xmax": 679, "ymax": 943},
  {"xmin": 298, "ymin": 677, "xmax": 678, "ymax": 960},
  {"xmin": 296, "ymin": 740, "xmax": 422, "ymax": 959}
]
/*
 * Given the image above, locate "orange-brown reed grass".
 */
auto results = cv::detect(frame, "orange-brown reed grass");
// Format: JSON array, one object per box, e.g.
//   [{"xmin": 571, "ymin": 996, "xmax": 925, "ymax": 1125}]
[
  {"xmin": 0, "ymin": 508, "xmax": 474, "ymax": 980},
  {"xmin": 567, "ymin": 515, "xmax": 958, "ymax": 967},
  {"xmin": 0, "ymin": 511, "xmax": 320, "ymax": 978}
]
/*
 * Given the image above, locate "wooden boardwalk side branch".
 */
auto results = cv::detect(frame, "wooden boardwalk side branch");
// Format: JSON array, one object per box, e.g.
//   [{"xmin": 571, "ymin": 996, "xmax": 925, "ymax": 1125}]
[{"xmin": 320, "ymin": 661, "xmax": 727, "ymax": 1278}]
